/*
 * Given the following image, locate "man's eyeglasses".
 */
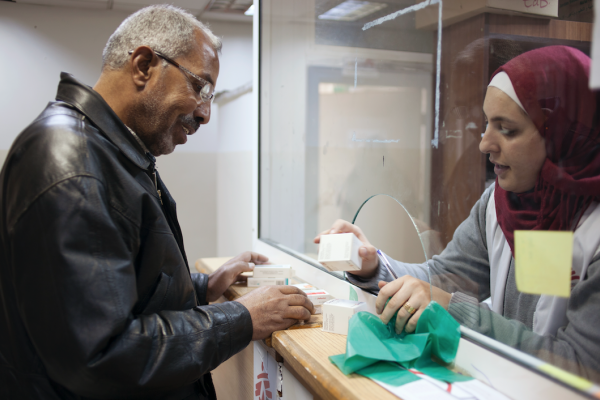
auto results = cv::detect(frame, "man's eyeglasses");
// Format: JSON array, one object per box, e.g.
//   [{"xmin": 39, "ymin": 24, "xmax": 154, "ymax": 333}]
[{"xmin": 128, "ymin": 49, "xmax": 215, "ymax": 104}]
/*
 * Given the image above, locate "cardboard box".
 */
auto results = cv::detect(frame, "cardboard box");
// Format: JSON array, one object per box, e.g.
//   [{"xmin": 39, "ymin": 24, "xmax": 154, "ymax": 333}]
[
  {"xmin": 247, "ymin": 277, "xmax": 289, "ymax": 287},
  {"xmin": 318, "ymin": 233, "xmax": 363, "ymax": 272},
  {"xmin": 253, "ymin": 265, "xmax": 293, "ymax": 279},
  {"xmin": 415, "ymin": 0, "xmax": 559, "ymax": 30},
  {"xmin": 558, "ymin": 0, "xmax": 593, "ymax": 23},
  {"xmin": 322, "ymin": 299, "xmax": 369, "ymax": 335}
]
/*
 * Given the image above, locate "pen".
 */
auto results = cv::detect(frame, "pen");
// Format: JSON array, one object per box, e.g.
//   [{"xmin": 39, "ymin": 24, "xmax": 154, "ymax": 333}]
[{"xmin": 376, "ymin": 249, "xmax": 398, "ymax": 280}]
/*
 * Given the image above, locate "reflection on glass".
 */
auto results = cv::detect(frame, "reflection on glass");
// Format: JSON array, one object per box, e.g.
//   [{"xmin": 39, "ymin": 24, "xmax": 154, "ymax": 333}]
[
  {"xmin": 352, "ymin": 193, "xmax": 445, "ymax": 263},
  {"xmin": 315, "ymin": 82, "xmax": 432, "ymax": 256},
  {"xmin": 260, "ymin": 0, "xmax": 599, "ymax": 392},
  {"xmin": 260, "ymin": 0, "xmax": 435, "ymax": 261},
  {"xmin": 352, "ymin": 194, "xmax": 427, "ymax": 263}
]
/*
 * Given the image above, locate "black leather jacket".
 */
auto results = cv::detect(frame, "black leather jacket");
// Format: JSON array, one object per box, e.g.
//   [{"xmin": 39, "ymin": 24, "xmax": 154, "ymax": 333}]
[{"xmin": 0, "ymin": 73, "xmax": 253, "ymax": 399}]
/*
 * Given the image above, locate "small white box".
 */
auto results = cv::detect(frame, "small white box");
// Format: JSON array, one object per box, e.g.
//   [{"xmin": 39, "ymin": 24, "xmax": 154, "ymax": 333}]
[
  {"xmin": 247, "ymin": 277, "xmax": 288, "ymax": 287},
  {"xmin": 253, "ymin": 265, "xmax": 293, "ymax": 279},
  {"xmin": 305, "ymin": 290, "xmax": 333, "ymax": 306},
  {"xmin": 322, "ymin": 299, "xmax": 368, "ymax": 335},
  {"xmin": 291, "ymin": 283, "xmax": 333, "ymax": 305},
  {"xmin": 292, "ymin": 283, "xmax": 317, "ymax": 291},
  {"xmin": 318, "ymin": 233, "xmax": 363, "ymax": 272}
]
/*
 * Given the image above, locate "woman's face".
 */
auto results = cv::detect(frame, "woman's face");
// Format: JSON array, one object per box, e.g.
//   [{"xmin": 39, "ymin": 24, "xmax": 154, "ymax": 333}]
[{"xmin": 480, "ymin": 86, "xmax": 547, "ymax": 193}]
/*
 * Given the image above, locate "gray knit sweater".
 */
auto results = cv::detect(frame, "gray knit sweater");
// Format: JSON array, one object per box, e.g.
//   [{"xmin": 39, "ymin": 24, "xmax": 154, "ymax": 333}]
[{"xmin": 348, "ymin": 186, "xmax": 600, "ymax": 381}]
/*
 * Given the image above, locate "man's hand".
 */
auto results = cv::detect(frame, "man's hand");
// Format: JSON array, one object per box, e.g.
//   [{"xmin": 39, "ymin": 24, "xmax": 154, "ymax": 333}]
[
  {"xmin": 313, "ymin": 219, "xmax": 379, "ymax": 278},
  {"xmin": 206, "ymin": 251, "xmax": 269, "ymax": 302},
  {"xmin": 376, "ymin": 276, "xmax": 452, "ymax": 334},
  {"xmin": 235, "ymin": 286, "xmax": 314, "ymax": 340}
]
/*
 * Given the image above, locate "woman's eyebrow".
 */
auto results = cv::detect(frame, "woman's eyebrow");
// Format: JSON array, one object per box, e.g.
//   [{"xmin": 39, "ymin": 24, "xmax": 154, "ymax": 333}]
[{"xmin": 489, "ymin": 116, "xmax": 517, "ymax": 124}]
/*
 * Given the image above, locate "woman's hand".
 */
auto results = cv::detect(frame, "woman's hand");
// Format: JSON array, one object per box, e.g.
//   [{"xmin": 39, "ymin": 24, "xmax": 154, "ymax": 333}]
[
  {"xmin": 206, "ymin": 251, "xmax": 269, "ymax": 302},
  {"xmin": 376, "ymin": 276, "xmax": 452, "ymax": 334},
  {"xmin": 313, "ymin": 219, "xmax": 379, "ymax": 278}
]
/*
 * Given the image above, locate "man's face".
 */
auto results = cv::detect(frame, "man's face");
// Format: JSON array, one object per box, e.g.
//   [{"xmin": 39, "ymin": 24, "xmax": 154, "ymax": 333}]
[{"xmin": 137, "ymin": 30, "xmax": 220, "ymax": 156}]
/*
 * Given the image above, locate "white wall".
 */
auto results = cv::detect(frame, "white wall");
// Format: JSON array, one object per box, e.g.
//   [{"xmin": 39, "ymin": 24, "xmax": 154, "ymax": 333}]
[
  {"xmin": 0, "ymin": 3, "xmax": 127, "ymax": 151},
  {"xmin": 165, "ymin": 18, "xmax": 254, "ymax": 261},
  {"xmin": 216, "ymin": 91, "xmax": 254, "ymax": 257},
  {"xmin": 0, "ymin": 2, "xmax": 254, "ymax": 266},
  {"xmin": 161, "ymin": 17, "xmax": 254, "ymax": 262}
]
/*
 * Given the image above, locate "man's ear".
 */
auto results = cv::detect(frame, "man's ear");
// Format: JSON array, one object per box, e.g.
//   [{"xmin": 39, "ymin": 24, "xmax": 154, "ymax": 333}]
[{"xmin": 129, "ymin": 46, "xmax": 159, "ymax": 89}]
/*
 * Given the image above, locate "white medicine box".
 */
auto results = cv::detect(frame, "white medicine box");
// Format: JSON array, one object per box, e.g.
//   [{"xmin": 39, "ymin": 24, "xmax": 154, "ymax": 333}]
[
  {"xmin": 318, "ymin": 233, "xmax": 363, "ymax": 272},
  {"xmin": 291, "ymin": 283, "xmax": 332, "ymax": 314},
  {"xmin": 253, "ymin": 265, "xmax": 293, "ymax": 279},
  {"xmin": 247, "ymin": 277, "xmax": 288, "ymax": 287},
  {"xmin": 322, "ymin": 299, "xmax": 368, "ymax": 335}
]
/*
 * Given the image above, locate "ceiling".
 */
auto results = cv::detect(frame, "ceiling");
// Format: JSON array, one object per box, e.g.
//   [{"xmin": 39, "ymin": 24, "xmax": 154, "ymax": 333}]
[{"xmin": 13, "ymin": 0, "xmax": 253, "ymax": 22}]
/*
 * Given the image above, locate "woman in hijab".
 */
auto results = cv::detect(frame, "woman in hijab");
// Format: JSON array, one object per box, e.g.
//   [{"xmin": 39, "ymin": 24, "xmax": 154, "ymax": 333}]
[{"xmin": 315, "ymin": 46, "xmax": 600, "ymax": 380}]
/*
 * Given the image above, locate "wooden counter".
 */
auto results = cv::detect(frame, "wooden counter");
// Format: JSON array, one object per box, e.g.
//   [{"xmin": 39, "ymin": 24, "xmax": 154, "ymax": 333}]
[
  {"xmin": 196, "ymin": 257, "xmax": 399, "ymax": 400},
  {"xmin": 273, "ymin": 328, "xmax": 396, "ymax": 400}
]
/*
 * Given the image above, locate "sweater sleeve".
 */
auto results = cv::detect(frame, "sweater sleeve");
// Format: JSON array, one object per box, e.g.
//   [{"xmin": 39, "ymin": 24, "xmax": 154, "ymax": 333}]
[
  {"xmin": 348, "ymin": 186, "xmax": 494, "ymax": 301},
  {"xmin": 449, "ymin": 254, "xmax": 600, "ymax": 381},
  {"xmin": 349, "ymin": 184, "xmax": 600, "ymax": 380}
]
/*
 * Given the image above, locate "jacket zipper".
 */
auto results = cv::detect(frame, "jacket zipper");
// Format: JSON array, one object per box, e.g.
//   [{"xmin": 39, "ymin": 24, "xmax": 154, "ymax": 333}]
[
  {"xmin": 153, "ymin": 170, "xmax": 163, "ymax": 205},
  {"xmin": 146, "ymin": 153, "xmax": 163, "ymax": 205}
]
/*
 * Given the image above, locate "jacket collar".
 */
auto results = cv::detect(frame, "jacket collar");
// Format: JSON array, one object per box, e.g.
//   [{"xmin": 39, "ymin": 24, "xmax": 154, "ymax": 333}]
[{"xmin": 55, "ymin": 72, "xmax": 151, "ymax": 170}]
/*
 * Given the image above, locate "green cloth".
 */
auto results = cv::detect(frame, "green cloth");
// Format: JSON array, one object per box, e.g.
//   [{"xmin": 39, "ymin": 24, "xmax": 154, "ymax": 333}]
[{"xmin": 329, "ymin": 301, "xmax": 472, "ymax": 386}]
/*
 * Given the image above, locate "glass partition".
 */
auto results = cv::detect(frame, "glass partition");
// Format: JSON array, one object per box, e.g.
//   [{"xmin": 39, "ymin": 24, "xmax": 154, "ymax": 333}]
[
  {"xmin": 352, "ymin": 194, "xmax": 426, "ymax": 264},
  {"xmin": 260, "ymin": 0, "xmax": 435, "ymax": 268},
  {"xmin": 259, "ymin": 0, "xmax": 599, "ymax": 393}
]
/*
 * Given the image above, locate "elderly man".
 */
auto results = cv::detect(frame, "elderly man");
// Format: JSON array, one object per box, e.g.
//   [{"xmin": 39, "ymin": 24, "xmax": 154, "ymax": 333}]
[{"xmin": 0, "ymin": 5, "xmax": 313, "ymax": 399}]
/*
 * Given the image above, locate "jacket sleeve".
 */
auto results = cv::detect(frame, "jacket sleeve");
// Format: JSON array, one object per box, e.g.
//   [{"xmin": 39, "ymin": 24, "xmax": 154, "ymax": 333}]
[
  {"xmin": 9, "ymin": 175, "xmax": 253, "ymax": 398},
  {"xmin": 191, "ymin": 273, "xmax": 210, "ymax": 306},
  {"xmin": 348, "ymin": 186, "xmax": 494, "ymax": 300}
]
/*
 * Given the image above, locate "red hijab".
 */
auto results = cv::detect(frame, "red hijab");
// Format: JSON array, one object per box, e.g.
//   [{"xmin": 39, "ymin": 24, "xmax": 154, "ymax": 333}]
[{"xmin": 492, "ymin": 46, "xmax": 600, "ymax": 255}]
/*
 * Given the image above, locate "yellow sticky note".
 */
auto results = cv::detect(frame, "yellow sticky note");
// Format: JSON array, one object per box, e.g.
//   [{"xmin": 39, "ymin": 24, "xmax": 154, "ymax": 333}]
[
  {"xmin": 515, "ymin": 230, "xmax": 573, "ymax": 298},
  {"xmin": 538, "ymin": 363, "xmax": 593, "ymax": 391}
]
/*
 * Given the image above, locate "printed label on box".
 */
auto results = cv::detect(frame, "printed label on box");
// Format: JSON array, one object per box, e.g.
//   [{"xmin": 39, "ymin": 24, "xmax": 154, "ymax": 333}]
[
  {"xmin": 247, "ymin": 278, "xmax": 288, "ymax": 287},
  {"xmin": 253, "ymin": 265, "xmax": 293, "ymax": 279}
]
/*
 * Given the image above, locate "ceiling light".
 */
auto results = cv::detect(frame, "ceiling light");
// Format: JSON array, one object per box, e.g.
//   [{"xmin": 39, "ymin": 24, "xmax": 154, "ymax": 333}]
[
  {"xmin": 244, "ymin": 4, "xmax": 254, "ymax": 15},
  {"xmin": 204, "ymin": 0, "xmax": 253, "ymax": 15},
  {"xmin": 318, "ymin": 1, "xmax": 387, "ymax": 22}
]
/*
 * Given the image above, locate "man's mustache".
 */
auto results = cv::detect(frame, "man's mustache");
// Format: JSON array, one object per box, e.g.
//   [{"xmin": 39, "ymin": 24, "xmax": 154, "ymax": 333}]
[{"xmin": 179, "ymin": 114, "xmax": 200, "ymax": 133}]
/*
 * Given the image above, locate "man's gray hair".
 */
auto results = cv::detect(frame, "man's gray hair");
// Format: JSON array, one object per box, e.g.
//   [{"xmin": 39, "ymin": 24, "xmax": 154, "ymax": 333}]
[{"xmin": 102, "ymin": 4, "xmax": 222, "ymax": 70}]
